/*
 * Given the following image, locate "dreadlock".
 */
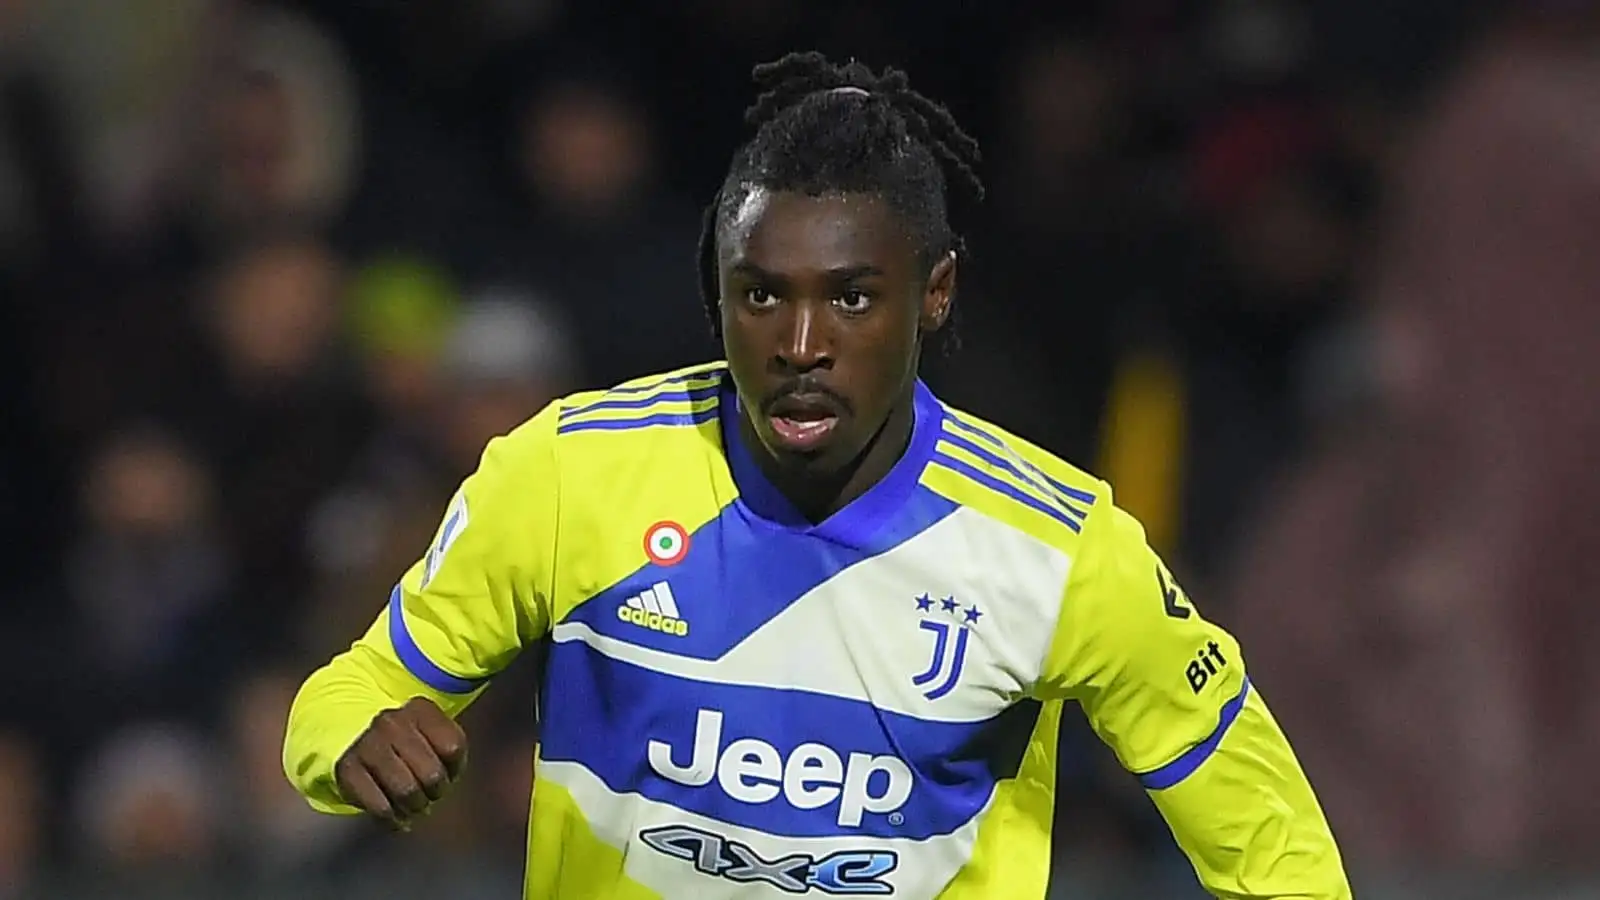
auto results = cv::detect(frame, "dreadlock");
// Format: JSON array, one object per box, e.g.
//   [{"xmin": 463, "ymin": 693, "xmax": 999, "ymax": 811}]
[{"xmin": 696, "ymin": 52, "xmax": 984, "ymax": 343}]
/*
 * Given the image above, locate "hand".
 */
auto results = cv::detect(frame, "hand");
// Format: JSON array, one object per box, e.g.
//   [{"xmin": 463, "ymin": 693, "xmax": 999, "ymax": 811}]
[{"xmin": 334, "ymin": 697, "xmax": 468, "ymax": 830}]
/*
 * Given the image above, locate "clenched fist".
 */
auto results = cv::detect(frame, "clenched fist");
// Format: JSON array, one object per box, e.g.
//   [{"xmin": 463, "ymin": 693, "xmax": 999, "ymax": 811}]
[{"xmin": 335, "ymin": 697, "xmax": 468, "ymax": 829}]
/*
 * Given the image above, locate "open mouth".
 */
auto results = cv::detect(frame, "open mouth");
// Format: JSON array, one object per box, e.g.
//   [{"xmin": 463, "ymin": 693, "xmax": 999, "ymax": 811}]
[{"xmin": 766, "ymin": 394, "xmax": 842, "ymax": 453}]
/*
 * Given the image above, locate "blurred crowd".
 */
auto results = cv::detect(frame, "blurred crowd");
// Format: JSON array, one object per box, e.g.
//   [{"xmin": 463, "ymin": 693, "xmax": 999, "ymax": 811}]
[{"xmin": 1, "ymin": 1, "xmax": 1598, "ymax": 898}]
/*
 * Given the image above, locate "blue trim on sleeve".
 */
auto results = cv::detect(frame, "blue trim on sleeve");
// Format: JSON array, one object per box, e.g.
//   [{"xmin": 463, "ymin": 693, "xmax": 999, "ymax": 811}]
[
  {"xmin": 604, "ymin": 369, "xmax": 721, "ymax": 395},
  {"xmin": 556, "ymin": 407, "xmax": 718, "ymax": 434},
  {"xmin": 387, "ymin": 586, "xmax": 487, "ymax": 694},
  {"xmin": 1137, "ymin": 677, "xmax": 1252, "ymax": 790},
  {"xmin": 559, "ymin": 383, "xmax": 720, "ymax": 420},
  {"xmin": 937, "ymin": 424, "xmax": 1088, "ymax": 521},
  {"xmin": 928, "ymin": 452, "xmax": 1084, "ymax": 532},
  {"xmin": 1052, "ymin": 481, "xmax": 1099, "ymax": 507},
  {"xmin": 941, "ymin": 412, "xmax": 1099, "ymax": 508}
]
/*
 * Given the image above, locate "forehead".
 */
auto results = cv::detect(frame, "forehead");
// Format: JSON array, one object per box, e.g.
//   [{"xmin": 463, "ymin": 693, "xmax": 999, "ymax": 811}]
[{"xmin": 720, "ymin": 188, "xmax": 916, "ymax": 272}]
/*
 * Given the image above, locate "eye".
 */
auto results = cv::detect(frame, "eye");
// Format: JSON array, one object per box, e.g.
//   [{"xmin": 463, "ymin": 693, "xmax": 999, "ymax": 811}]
[
  {"xmin": 744, "ymin": 288, "xmax": 780, "ymax": 309},
  {"xmin": 835, "ymin": 289, "xmax": 872, "ymax": 313}
]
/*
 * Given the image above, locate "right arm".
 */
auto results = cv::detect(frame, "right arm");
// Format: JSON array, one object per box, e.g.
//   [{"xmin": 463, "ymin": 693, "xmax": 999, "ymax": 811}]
[
  {"xmin": 283, "ymin": 404, "xmax": 561, "ymax": 818},
  {"xmin": 1032, "ymin": 492, "xmax": 1351, "ymax": 899}
]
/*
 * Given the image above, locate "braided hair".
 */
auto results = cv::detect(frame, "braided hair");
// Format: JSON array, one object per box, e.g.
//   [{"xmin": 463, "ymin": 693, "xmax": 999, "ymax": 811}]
[{"xmin": 696, "ymin": 52, "xmax": 984, "ymax": 342}]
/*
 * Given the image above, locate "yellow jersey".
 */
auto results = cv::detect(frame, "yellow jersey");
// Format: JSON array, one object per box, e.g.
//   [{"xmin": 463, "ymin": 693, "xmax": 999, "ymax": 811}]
[{"xmin": 284, "ymin": 361, "xmax": 1350, "ymax": 898}]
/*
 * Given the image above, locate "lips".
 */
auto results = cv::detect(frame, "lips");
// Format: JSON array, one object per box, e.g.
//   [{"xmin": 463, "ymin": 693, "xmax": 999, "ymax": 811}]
[{"xmin": 765, "ymin": 392, "xmax": 843, "ymax": 454}]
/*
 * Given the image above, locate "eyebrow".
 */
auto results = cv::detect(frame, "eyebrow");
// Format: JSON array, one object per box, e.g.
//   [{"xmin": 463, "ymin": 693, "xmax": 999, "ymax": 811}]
[{"xmin": 727, "ymin": 261, "xmax": 886, "ymax": 281}]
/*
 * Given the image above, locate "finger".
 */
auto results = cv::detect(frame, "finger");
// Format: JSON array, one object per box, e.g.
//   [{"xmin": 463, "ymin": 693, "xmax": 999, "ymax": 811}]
[
  {"xmin": 389, "ymin": 718, "xmax": 451, "ymax": 803},
  {"xmin": 407, "ymin": 698, "xmax": 469, "ymax": 779},
  {"xmin": 361, "ymin": 740, "xmax": 430, "ymax": 817},
  {"xmin": 336, "ymin": 756, "xmax": 397, "ymax": 825}
]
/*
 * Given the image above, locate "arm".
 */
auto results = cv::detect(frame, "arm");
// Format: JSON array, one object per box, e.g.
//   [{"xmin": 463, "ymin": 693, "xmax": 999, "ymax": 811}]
[
  {"xmin": 283, "ymin": 404, "xmax": 561, "ymax": 816},
  {"xmin": 1035, "ymin": 496, "xmax": 1351, "ymax": 899}
]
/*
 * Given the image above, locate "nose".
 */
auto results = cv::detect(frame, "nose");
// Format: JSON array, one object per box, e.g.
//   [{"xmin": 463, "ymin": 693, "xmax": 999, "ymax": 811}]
[{"xmin": 774, "ymin": 299, "xmax": 833, "ymax": 373}]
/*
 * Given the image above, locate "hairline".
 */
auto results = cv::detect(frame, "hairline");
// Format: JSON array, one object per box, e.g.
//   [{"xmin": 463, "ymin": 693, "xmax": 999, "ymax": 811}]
[{"xmin": 714, "ymin": 182, "xmax": 951, "ymax": 270}]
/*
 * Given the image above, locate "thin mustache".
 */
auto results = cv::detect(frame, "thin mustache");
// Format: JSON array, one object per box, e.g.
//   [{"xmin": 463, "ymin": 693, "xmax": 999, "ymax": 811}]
[{"xmin": 762, "ymin": 379, "xmax": 852, "ymax": 414}]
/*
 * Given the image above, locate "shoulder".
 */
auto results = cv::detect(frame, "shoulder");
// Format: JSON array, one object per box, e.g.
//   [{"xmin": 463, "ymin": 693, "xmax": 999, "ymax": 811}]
[
  {"xmin": 921, "ymin": 400, "xmax": 1109, "ymax": 554},
  {"xmin": 518, "ymin": 362, "xmax": 730, "ymax": 521},
  {"xmin": 484, "ymin": 362, "xmax": 727, "ymax": 462},
  {"xmin": 464, "ymin": 363, "xmax": 726, "ymax": 497},
  {"xmin": 553, "ymin": 361, "xmax": 726, "ymax": 440}
]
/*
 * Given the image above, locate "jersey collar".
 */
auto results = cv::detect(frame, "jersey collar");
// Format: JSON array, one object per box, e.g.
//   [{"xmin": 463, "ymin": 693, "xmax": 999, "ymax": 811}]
[{"xmin": 720, "ymin": 372, "xmax": 941, "ymax": 546}]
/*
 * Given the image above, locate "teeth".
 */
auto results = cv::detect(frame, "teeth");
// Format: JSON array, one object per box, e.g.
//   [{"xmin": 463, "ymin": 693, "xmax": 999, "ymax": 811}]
[{"xmin": 772, "ymin": 415, "xmax": 834, "ymax": 441}]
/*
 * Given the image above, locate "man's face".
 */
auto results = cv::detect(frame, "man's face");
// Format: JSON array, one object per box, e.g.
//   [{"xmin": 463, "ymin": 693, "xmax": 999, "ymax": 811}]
[{"xmin": 718, "ymin": 188, "xmax": 952, "ymax": 477}]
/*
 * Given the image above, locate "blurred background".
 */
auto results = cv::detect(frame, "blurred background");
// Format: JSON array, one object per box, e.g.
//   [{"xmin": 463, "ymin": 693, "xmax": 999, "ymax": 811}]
[{"xmin": 2, "ymin": 1, "xmax": 1598, "ymax": 898}]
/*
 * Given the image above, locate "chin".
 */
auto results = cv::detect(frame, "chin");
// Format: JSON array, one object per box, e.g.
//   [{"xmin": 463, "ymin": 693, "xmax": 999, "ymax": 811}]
[
  {"xmin": 763, "ymin": 438, "xmax": 830, "ymax": 467},
  {"xmin": 760, "ymin": 430, "xmax": 848, "ymax": 471}
]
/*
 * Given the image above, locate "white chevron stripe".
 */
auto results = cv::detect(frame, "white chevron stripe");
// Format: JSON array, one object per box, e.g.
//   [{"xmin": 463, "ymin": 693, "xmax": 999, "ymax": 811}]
[{"xmin": 554, "ymin": 507, "xmax": 1070, "ymax": 724}]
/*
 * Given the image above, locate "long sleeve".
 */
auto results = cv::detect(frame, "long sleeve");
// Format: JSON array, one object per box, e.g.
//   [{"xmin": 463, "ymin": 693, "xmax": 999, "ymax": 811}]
[
  {"xmin": 284, "ymin": 404, "xmax": 561, "ymax": 814},
  {"xmin": 284, "ymin": 616, "xmax": 488, "ymax": 814},
  {"xmin": 1034, "ymin": 493, "xmax": 1351, "ymax": 898}
]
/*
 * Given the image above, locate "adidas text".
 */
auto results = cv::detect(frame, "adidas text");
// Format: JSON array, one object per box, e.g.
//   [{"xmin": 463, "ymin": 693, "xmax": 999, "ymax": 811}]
[{"xmin": 618, "ymin": 581, "xmax": 689, "ymax": 637}]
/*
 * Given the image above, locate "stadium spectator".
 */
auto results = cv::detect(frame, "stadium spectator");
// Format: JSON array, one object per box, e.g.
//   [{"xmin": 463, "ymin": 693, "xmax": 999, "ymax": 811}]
[
  {"xmin": 179, "ymin": 231, "xmax": 371, "ymax": 660},
  {"xmin": 64, "ymin": 426, "xmax": 237, "ymax": 732},
  {"xmin": 184, "ymin": 4, "xmax": 360, "ymax": 248},
  {"xmin": 486, "ymin": 58, "xmax": 714, "ymax": 387},
  {"xmin": 70, "ymin": 723, "xmax": 222, "ymax": 882}
]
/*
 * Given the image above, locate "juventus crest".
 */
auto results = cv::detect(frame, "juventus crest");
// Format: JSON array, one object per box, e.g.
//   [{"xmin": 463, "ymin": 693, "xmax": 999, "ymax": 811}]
[{"xmin": 910, "ymin": 593, "xmax": 982, "ymax": 700}]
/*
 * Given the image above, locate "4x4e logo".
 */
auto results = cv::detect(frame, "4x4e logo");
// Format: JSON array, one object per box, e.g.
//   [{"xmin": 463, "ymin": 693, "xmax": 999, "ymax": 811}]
[{"xmin": 640, "ymin": 825, "xmax": 897, "ymax": 894}]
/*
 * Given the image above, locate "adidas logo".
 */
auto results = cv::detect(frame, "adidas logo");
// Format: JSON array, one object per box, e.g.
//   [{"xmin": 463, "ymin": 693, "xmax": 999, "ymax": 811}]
[{"xmin": 616, "ymin": 581, "xmax": 689, "ymax": 637}]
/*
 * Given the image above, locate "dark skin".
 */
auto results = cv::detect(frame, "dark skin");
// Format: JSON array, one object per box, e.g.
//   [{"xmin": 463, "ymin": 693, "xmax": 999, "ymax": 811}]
[
  {"xmin": 720, "ymin": 188, "xmax": 955, "ymax": 521},
  {"xmin": 333, "ymin": 189, "xmax": 954, "ymax": 827},
  {"xmin": 335, "ymin": 696, "xmax": 466, "ymax": 830}
]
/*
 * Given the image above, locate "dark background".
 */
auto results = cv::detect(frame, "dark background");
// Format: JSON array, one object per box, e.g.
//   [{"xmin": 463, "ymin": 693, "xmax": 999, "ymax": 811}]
[{"xmin": 2, "ymin": 1, "xmax": 1598, "ymax": 897}]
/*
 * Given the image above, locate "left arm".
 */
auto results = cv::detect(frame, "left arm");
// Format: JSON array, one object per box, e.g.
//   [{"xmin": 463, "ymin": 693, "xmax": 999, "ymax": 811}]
[{"xmin": 1035, "ymin": 497, "xmax": 1352, "ymax": 899}]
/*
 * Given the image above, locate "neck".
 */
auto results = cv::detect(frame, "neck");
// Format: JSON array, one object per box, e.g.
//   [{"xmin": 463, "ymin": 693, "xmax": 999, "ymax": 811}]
[{"xmin": 742, "ymin": 392, "xmax": 917, "ymax": 523}]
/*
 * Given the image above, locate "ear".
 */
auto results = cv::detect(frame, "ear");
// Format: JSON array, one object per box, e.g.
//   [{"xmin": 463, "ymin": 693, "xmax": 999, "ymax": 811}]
[{"xmin": 920, "ymin": 251, "xmax": 957, "ymax": 334}]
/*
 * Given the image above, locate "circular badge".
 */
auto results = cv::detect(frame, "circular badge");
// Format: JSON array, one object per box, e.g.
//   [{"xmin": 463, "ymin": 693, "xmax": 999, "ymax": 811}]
[{"xmin": 644, "ymin": 521, "xmax": 690, "ymax": 566}]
